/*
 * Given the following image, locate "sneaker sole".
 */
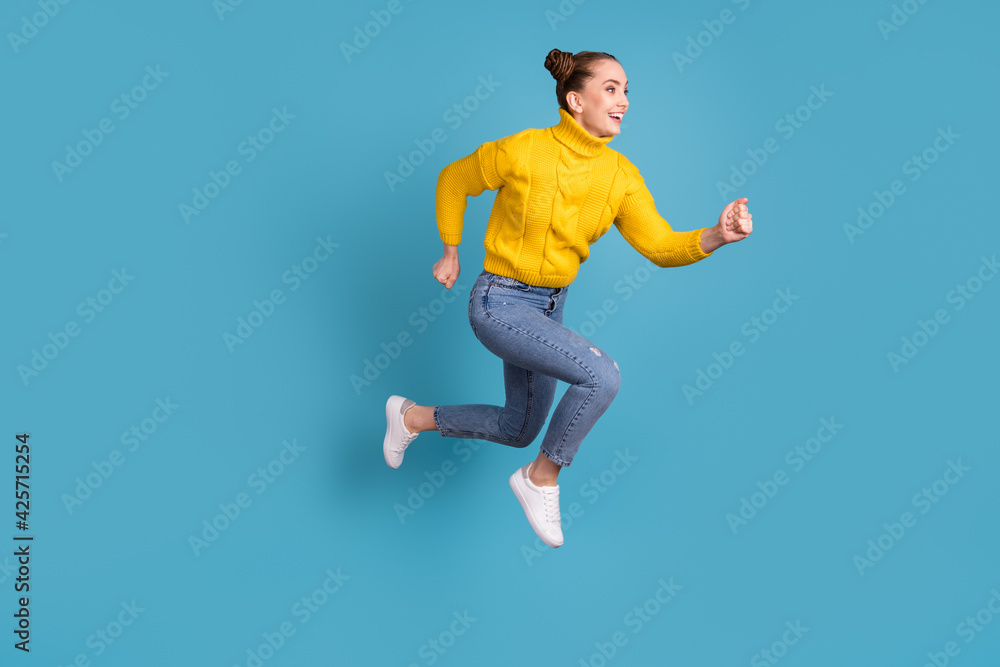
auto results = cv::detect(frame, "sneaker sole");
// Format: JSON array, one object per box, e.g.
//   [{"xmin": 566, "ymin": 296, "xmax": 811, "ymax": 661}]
[
  {"xmin": 383, "ymin": 395, "xmax": 406, "ymax": 469},
  {"xmin": 509, "ymin": 470, "xmax": 563, "ymax": 548}
]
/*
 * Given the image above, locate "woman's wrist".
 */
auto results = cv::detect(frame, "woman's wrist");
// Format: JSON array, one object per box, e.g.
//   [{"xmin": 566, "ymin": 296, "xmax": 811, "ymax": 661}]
[
  {"xmin": 443, "ymin": 243, "xmax": 459, "ymax": 256},
  {"xmin": 699, "ymin": 226, "xmax": 725, "ymax": 254}
]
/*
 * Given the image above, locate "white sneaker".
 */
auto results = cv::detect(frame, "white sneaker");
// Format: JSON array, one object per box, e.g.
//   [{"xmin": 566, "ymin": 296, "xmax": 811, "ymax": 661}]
[
  {"xmin": 384, "ymin": 395, "xmax": 418, "ymax": 469},
  {"xmin": 509, "ymin": 462, "xmax": 564, "ymax": 548}
]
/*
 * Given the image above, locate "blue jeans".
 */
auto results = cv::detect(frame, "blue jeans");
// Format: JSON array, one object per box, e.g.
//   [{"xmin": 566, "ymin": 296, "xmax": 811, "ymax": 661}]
[{"xmin": 433, "ymin": 270, "xmax": 621, "ymax": 467}]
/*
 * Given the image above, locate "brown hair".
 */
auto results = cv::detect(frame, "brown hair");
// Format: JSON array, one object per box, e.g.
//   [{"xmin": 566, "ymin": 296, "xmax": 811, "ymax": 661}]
[{"xmin": 544, "ymin": 49, "xmax": 619, "ymax": 113}]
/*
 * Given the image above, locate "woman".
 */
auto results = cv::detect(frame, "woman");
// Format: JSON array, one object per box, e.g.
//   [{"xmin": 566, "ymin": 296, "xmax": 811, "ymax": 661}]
[{"xmin": 383, "ymin": 49, "xmax": 753, "ymax": 548}]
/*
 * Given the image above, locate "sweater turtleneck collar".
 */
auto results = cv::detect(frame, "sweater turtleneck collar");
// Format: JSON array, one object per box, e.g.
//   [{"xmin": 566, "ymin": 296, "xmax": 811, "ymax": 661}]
[{"xmin": 550, "ymin": 107, "xmax": 614, "ymax": 157}]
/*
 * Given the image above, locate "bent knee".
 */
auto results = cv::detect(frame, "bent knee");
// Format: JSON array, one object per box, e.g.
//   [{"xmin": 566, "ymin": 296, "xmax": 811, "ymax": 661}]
[
  {"xmin": 501, "ymin": 433, "xmax": 535, "ymax": 448},
  {"xmin": 498, "ymin": 417, "xmax": 538, "ymax": 447},
  {"xmin": 586, "ymin": 355, "xmax": 621, "ymax": 401}
]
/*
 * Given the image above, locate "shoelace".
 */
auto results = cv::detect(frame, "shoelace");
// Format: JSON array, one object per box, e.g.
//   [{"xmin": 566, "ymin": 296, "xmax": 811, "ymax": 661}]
[
  {"xmin": 541, "ymin": 486, "xmax": 561, "ymax": 525},
  {"xmin": 395, "ymin": 430, "xmax": 417, "ymax": 454}
]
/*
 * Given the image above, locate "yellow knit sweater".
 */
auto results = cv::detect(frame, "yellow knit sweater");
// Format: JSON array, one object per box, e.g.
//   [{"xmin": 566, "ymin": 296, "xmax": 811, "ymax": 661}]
[{"xmin": 435, "ymin": 107, "xmax": 712, "ymax": 288}]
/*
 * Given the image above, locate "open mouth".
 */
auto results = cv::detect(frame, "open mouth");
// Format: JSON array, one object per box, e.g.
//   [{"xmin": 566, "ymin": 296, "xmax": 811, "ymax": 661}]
[{"xmin": 608, "ymin": 112, "xmax": 623, "ymax": 124}]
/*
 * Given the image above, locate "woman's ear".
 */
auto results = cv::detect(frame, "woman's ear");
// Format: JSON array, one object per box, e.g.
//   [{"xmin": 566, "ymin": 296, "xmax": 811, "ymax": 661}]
[{"xmin": 567, "ymin": 92, "xmax": 582, "ymax": 113}]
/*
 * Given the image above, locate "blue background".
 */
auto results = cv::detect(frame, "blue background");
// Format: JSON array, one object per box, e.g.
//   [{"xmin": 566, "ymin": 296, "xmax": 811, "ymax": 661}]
[{"xmin": 2, "ymin": 0, "xmax": 998, "ymax": 665}]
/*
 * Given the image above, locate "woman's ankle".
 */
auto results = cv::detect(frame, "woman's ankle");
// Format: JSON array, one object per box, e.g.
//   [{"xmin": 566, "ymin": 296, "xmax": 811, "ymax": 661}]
[
  {"xmin": 529, "ymin": 456, "xmax": 561, "ymax": 486},
  {"xmin": 404, "ymin": 405, "xmax": 436, "ymax": 434}
]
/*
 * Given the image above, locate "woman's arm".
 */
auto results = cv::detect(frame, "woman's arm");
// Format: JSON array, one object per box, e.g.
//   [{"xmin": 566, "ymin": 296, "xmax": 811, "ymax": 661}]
[
  {"xmin": 432, "ymin": 141, "xmax": 505, "ymax": 288},
  {"xmin": 699, "ymin": 226, "xmax": 725, "ymax": 254},
  {"xmin": 614, "ymin": 158, "xmax": 753, "ymax": 263},
  {"xmin": 431, "ymin": 155, "xmax": 476, "ymax": 288},
  {"xmin": 436, "ymin": 142, "xmax": 504, "ymax": 246}
]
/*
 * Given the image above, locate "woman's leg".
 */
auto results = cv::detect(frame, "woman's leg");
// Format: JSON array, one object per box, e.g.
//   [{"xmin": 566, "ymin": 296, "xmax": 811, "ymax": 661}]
[
  {"xmin": 401, "ymin": 355, "xmax": 560, "ymax": 488},
  {"xmin": 431, "ymin": 357, "xmax": 558, "ymax": 444},
  {"xmin": 528, "ymin": 284, "xmax": 621, "ymax": 471},
  {"xmin": 434, "ymin": 272, "xmax": 621, "ymax": 469},
  {"xmin": 401, "ymin": 271, "xmax": 559, "ymax": 445},
  {"xmin": 403, "ymin": 362, "xmax": 561, "ymax": 483},
  {"xmin": 526, "ymin": 449, "xmax": 561, "ymax": 486},
  {"xmin": 402, "ymin": 405, "xmax": 436, "ymax": 433}
]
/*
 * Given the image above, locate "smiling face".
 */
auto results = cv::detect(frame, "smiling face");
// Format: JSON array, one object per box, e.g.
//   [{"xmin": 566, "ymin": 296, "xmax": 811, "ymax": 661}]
[{"xmin": 565, "ymin": 59, "xmax": 629, "ymax": 138}]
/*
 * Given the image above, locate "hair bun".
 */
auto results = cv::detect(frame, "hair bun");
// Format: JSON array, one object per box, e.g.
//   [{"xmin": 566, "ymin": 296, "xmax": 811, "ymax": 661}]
[{"xmin": 544, "ymin": 49, "xmax": 575, "ymax": 83}]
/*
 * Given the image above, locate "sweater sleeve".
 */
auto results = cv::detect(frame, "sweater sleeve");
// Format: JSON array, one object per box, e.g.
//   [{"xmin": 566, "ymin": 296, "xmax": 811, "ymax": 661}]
[
  {"xmin": 612, "ymin": 157, "xmax": 712, "ymax": 267},
  {"xmin": 435, "ymin": 140, "xmax": 504, "ymax": 245}
]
